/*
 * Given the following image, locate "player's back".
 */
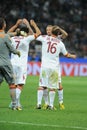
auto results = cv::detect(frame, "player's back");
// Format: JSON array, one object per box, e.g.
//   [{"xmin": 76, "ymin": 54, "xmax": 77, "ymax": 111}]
[
  {"xmin": 11, "ymin": 36, "xmax": 29, "ymax": 66},
  {"xmin": 41, "ymin": 35, "xmax": 63, "ymax": 68}
]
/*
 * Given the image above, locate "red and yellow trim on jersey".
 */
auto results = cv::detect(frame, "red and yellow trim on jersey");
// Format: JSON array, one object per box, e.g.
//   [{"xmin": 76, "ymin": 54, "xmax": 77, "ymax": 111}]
[
  {"xmin": 65, "ymin": 53, "xmax": 71, "ymax": 58},
  {"xmin": 0, "ymin": 30, "xmax": 5, "ymax": 38}
]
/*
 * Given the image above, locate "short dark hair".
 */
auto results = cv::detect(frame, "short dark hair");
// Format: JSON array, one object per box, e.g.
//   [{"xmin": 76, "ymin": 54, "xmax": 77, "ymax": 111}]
[
  {"xmin": 0, "ymin": 17, "xmax": 5, "ymax": 29},
  {"xmin": 52, "ymin": 25, "xmax": 60, "ymax": 36},
  {"xmin": 18, "ymin": 23, "xmax": 29, "ymax": 33}
]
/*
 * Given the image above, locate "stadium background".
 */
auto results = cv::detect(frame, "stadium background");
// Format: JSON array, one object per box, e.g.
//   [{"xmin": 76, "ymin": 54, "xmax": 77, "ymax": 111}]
[
  {"xmin": 0, "ymin": 1, "xmax": 87, "ymax": 130},
  {"xmin": 0, "ymin": 0, "xmax": 87, "ymax": 76}
]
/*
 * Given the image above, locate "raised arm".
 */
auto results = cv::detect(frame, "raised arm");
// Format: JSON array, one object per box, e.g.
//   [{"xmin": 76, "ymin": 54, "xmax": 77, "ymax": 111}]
[
  {"xmin": 57, "ymin": 26, "xmax": 68, "ymax": 39},
  {"xmin": 30, "ymin": 20, "xmax": 41, "ymax": 38},
  {"xmin": 23, "ymin": 18, "xmax": 34, "ymax": 35},
  {"xmin": 8, "ymin": 19, "xmax": 22, "ymax": 32},
  {"xmin": 7, "ymin": 19, "xmax": 22, "ymax": 37}
]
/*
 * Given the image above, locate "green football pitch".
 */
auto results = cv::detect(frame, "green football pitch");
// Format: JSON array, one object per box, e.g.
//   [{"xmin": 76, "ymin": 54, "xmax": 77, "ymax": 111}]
[{"xmin": 0, "ymin": 76, "xmax": 87, "ymax": 130}]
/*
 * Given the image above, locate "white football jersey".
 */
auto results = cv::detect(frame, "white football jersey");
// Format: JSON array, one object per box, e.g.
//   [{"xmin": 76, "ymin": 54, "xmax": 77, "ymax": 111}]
[
  {"xmin": 11, "ymin": 35, "xmax": 35, "ymax": 67},
  {"xmin": 37, "ymin": 35, "xmax": 68, "ymax": 69}
]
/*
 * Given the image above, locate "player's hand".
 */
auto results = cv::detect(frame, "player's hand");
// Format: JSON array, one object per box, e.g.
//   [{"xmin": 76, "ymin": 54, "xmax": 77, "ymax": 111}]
[
  {"xmin": 23, "ymin": 18, "xmax": 29, "ymax": 27},
  {"xmin": 72, "ymin": 54, "xmax": 77, "ymax": 59},
  {"xmin": 70, "ymin": 54, "xmax": 77, "ymax": 59},
  {"xmin": 16, "ymin": 19, "xmax": 22, "ymax": 26},
  {"xmin": 17, "ymin": 51, "xmax": 21, "ymax": 57},
  {"xmin": 66, "ymin": 53, "xmax": 77, "ymax": 59}
]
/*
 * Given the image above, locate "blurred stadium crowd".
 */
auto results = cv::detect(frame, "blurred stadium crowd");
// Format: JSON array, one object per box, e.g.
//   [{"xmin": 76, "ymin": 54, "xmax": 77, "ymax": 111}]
[{"xmin": 0, "ymin": 0, "xmax": 87, "ymax": 60}]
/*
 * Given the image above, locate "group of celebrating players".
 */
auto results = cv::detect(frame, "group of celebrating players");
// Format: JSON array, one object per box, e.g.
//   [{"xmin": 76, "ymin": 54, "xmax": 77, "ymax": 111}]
[{"xmin": 0, "ymin": 17, "xmax": 76, "ymax": 110}]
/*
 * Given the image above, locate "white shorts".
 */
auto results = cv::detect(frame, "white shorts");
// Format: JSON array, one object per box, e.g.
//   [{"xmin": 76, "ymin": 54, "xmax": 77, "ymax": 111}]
[
  {"xmin": 39, "ymin": 67, "xmax": 59, "ymax": 89},
  {"xmin": 12, "ymin": 65, "xmax": 27, "ymax": 85}
]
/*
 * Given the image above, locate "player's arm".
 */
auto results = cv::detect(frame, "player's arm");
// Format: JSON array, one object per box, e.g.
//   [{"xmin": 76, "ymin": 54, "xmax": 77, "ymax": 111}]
[
  {"xmin": 65, "ymin": 53, "xmax": 77, "ymax": 59},
  {"xmin": 23, "ymin": 18, "xmax": 34, "ymax": 35},
  {"xmin": 57, "ymin": 26, "xmax": 68, "ymax": 39},
  {"xmin": 8, "ymin": 19, "xmax": 22, "ymax": 33},
  {"xmin": 30, "ymin": 19, "xmax": 41, "ymax": 38},
  {"xmin": 8, "ymin": 32, "xmax": 18, "ymax": 37},
  {"xmin": 60, "ymin": 41, "xmax": 76, "ymax": 59}
]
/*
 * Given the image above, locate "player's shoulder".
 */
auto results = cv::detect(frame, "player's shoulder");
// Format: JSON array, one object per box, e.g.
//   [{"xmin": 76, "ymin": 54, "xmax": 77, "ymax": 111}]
[
  {"xmin": 24, "ymin": 35, "xmax": 34, "ymax": 41},
  {"xmin": 12, "ymin": 36, "xmax": 24, "ymax": 40},
  {"xmin": 37, "ymin": 34, "xmax": 47, "ymax": 38},
  {"xmin": 25, "ymin": 34, "xmax": 34, "ymax": 39},
  {"xmin": 59, "ymin": 40, "xmax": 65, "ymax": 47},
  {"xmin": 0, "ymin": 31, "xmax": 9, "ymax": 39},
  {"xmin": 4, "ymin": 33, "xmax": 11, "ymax": 41}
]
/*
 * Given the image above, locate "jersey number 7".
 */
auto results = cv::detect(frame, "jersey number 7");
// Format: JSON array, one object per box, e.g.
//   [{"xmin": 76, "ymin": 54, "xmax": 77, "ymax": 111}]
[{"xmin": 15, "ymin": 40, "xmax": 20, "ymax": 49}]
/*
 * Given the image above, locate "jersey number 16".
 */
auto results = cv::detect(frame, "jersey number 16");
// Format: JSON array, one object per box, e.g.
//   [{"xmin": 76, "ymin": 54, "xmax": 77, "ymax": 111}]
[{"xmin": 47, "ymin": 42, "xmax": 57, "ymax": 54}]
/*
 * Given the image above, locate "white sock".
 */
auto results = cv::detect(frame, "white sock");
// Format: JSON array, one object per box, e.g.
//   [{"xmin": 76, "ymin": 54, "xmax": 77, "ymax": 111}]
[
  {"xmin": 58, "ymin": 89, "xmax": 63, "ymax": 104},
  {"xmin": 37, "ymin": 89, "xmax": 43, "ymax": 106},
  {"xmin": 16, "ymin": 88, "xmax": 21, "ymax": 107},
  {"xmin": 43, "ymin": 88, "xmax": 49, "ymax": 105},
  {"xmin": 49, "ymin": 90, "xmax": 55, "ymax": 107}
]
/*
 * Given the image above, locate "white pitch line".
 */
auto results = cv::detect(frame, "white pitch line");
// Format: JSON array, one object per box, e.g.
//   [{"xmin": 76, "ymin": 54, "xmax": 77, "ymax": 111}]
[{"xmin": 0, "ymin": 121, "xmax": 87, "ymax": 130}]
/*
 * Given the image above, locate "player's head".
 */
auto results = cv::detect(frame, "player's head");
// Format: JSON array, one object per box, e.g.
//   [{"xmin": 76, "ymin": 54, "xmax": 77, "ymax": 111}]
[
  {"xmin": 51, "ymin": 25, "xmax": 60, "ymax": 36},
  {"xmin": 18, "ymin": 23, "xmax": 29, "ymax": 36},
  {"xmin": 46, "ymin": 25, "xmax": 53, "ymax": 36},
  {"xmin": 0, "ymin": 17, "xmax": 6, "ymax": 30}
]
